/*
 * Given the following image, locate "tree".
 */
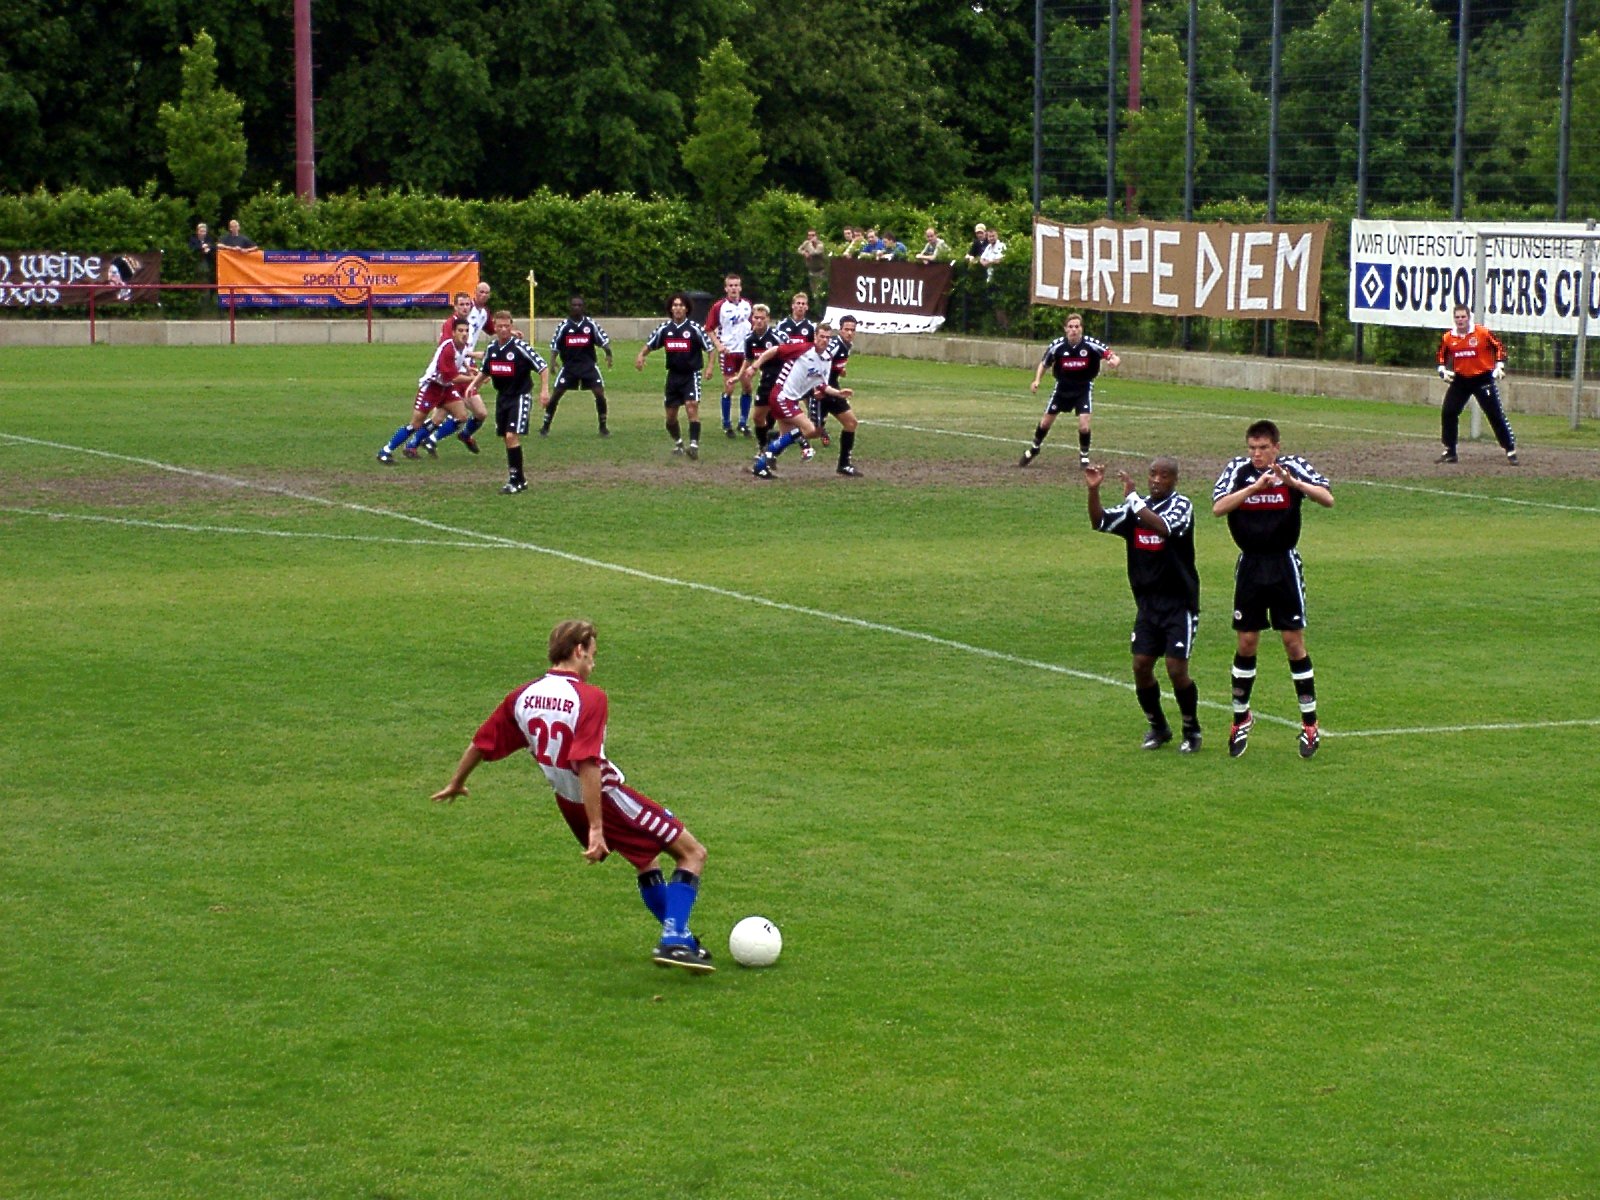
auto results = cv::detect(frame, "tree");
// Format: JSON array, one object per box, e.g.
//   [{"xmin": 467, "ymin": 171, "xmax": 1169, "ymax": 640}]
[
  {"xmin": 1118, "ymin": 33, "xmax": 1204, "ymax": 216},
  {"xmin": 156, "ymin": 30, "xmax": 247, "ymax": 220},
  {"xmin": 1279, "ymin": 0, "xmax": 1454, "ymax": 203},
  {"xmin": 680, "ymin": 40, "xmax": 766, "ymax": 227}
]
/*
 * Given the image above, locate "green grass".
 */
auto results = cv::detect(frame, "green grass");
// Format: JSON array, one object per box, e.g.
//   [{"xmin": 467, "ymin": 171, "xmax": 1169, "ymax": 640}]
[{"xmin": 2, "ymin": 342, "xmax": 1598, "ymax": 1199}]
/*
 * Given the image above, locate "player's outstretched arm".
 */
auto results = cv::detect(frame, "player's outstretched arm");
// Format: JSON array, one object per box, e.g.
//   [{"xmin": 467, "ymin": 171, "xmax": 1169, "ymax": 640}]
[{"xmin": 432, "ymin": 744, "xmax": 485, "ymax": 803}]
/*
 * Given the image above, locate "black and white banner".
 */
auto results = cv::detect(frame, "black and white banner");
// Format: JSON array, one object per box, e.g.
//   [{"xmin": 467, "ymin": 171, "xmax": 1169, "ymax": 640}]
[
  {"xmin": 1349, "ymin": 220, "xmax": 1600, "ymax": 335},
  {"xmin": 0, "ymin": 250, "xmax": 163, "ymax": 306}
]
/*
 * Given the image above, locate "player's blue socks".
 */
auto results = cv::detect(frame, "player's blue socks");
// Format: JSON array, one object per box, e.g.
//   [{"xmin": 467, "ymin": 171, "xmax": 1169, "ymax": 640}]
[
  {"xmin": 431, "ymin": 416, "xmax": 460, "ymax": 442},
  {"xmin": 385, "ymin": 425, "xmax": 414, "ymax": 452},
  {"xmin": 463, "ymin": 416, "xmax": 484, "ymax": 438},
  {"xmin": 767, "ymin": 430, "xmax": 796, "ymax": 459},
  {"xmin": 659, "ymin": 869, "xmax": 700, "ymax": 946},
  {"xmin": 739, "ymin": 393, "xmax": 752, "ymax": 425},
  {"xmin": 721, "ymin": 393, "xmax": 733, "ymax": 428},
  {"xmin": 636, "ymin": 869, "xmax": 667, "ymax": 922}
]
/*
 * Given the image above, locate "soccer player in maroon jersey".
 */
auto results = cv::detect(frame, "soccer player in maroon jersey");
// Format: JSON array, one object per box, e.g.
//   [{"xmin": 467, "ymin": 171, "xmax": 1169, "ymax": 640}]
[
  {"xmin": 1211, "ymin": 420, "xmax": 1334, "ymax": 759},
  {"xmin": 376, "ymin": 319, "xmax": 476, "ymax": 464},
  {"xmin": 431, "ymin": 619, "xmax": 715, "ymax": 972}
]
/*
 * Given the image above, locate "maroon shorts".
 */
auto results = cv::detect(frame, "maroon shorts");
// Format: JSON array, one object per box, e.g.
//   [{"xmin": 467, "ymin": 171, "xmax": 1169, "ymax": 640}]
[
  {"xmin": 768, "ymin": 388, "xmax": 803, "ymax": 421},
  {"xmin": 413, "ymin": 381, "xmax": 453, "ymax": 415},
  {"xmin": 556, "ymin": 783, "xmax": 684, "ymax": 869},
  {"xmin": 720, "ymin": 352, "xmax": 746, "ymax": 378}
]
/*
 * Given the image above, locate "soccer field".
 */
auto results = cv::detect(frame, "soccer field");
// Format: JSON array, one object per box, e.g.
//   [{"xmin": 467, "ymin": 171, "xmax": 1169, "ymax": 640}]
[{"xmin": 3, "ymin": 342, "xmax": 1598, "ymax": 1198}]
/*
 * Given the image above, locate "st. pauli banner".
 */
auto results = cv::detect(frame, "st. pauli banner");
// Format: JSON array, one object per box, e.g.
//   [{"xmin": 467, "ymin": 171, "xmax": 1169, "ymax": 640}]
[
  {"xmin": 215, "ymin": 248, "xmax": 480, "ymax": 308},
  {"xmin": 0, "ymin": 250, "xmax": 162, "ymax": 306},
  {"xmin": 1031, "ymin": 218, "xmax": 1328, "ymax": 322},
  {"xmin": 1348, "ymin": 220, "xmax": 1600, "ymax": 335},
  {"xmin": 823, "ymin": 258, "xmax": 954, "ymax": 332}
]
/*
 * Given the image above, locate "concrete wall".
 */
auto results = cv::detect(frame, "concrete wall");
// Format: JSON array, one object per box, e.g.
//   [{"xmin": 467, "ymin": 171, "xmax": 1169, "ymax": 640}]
[{"xmin": 4, "ymin": 316, "xmax": 1595, "ymax": 419}]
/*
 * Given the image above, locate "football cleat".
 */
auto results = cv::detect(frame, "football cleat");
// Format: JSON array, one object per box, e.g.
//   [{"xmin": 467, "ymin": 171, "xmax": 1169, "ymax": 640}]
[
  {"xmin": 836, "ymin": 463, "xmax": 860, "ymax": 477},
  {"xmin": 653, "ymin": 941, "xmax": 716, "ymax": 973},
  {"xmin": 752, "ymin": 458, "xmax": 773, "ymax": 479},
  {"xmin": 598, "ymin": 425, "xmax": 610, "ymax": 438},
  {"xmin": 459, "ymin": 432, "xmax": 479, "ymax": 454},
  {"xmin": 1018, "ymin": 446, "xmax": 1039, "ymax": 467},
  {"xmin": 820, "ymin": 430, "xmax": 832, "ymax": 447},
  {"xmin": 402, "ymin": 445, "xmax": 420, "ymax": 460},
  {"xmin": 1299, "ymin": 722, "xmax": 1321, "ymax": 759},
  {"xmin": 1437, "ymin": 449, "xmax": 1458, "ymax": 463},
  {"xmin": 376, "ymin": 450, "xmax": 395, "ymax": 464},
  {"xmin": 539, "ymin": 423, "xmax": 551, "ymax": 437},
  {"xmin": 801, "ymin": 444, "xmax": 815, "ymax": 462},
  {"xmin": 1142, "ymin": 726, "xmax": 1173, "ymax": 750},
  {"xmin": 738, "ymin": 424, "xmax": 752, "ymax": 438},
  {"xmin": 1227, "ymin": 713, "xmax": 1254, "ymax": 758},
  {"xmin": 499, "ymin": 479, "xmax": 527, "ymax": 494},
  {"xmin": 724, "ymin": 425, "xmax": 737, "ymax": 439},
  {"xmin": 672, "ymin": 441, "xmax": 685, "ymax": 456},
  {"xmin": 686, "ymin": 442, "xmax": 699, "ymax": 460},
  {"xmin": 1079, "ymin": 451, "xmax": 1092, "ymax": 468},
  {"xmin": 1179, "ymin": 728, "xmax": 1203, "ymax": 754},
  {"xmin": 1505, "ymin": 448, "xmax": 1519, "ymax": 466}
]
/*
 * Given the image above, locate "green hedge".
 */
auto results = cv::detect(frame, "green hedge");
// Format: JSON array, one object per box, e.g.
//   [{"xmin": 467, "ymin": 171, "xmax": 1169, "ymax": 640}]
[{"xmin": 0, "ymin": 185, "xmax": 1573, "ymax": 356}]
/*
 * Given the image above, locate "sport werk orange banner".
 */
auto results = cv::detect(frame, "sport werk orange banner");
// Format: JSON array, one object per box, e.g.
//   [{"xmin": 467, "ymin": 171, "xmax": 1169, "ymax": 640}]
[
  {"xmin": 1031, "ymin": 218, "xmax": 1328, "ymax": 322},
  {"xmin": 215, "ymin": 248, "xmax": 480, "ymax": 308}
]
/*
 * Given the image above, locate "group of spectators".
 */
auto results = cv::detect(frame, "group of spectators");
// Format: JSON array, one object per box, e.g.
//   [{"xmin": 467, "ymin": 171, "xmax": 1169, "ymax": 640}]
[
  {"xmin": 187, "ymin": 219, "xmax": 257, "ymax": 281},
  {"xmin": 799, "ymin": 223, "xmax": 1005, "ymax": 268}
]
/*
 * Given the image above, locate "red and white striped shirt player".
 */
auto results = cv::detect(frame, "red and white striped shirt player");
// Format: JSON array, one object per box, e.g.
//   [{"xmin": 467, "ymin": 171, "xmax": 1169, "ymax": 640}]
[{"xmin": 431, "ymin": 619, "xmax": 716, "ymax": 972}]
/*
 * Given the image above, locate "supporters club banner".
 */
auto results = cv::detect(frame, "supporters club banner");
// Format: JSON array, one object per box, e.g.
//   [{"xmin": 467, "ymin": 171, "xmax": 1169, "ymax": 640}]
[
  {"xmin": 1349, "ymin": 220, "xmax": 1600, "ymax": 335},
  {"xmin": 0, "ymin": 250, "xmax": 162, "ymax": 306},
  {"xmin": 1031, "ymin": 218, "xmax": 1328, "ymax": 321},
  {"xmin": 823, "ymin": 259, "xmax": 954, "ymax": 333},
  {"xmin": 215, "ymin": 248, "xmax": 480, "ymax": 308}
]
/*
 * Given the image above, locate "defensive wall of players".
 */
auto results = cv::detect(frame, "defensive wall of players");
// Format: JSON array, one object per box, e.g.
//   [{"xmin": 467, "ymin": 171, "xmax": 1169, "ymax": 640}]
[{"xmin": 3, "ymin": 316, "xmax": 1595, "ymax": 418}]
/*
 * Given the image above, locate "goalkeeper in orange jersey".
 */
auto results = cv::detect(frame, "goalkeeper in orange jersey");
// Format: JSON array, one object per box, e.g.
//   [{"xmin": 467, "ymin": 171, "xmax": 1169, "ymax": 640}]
[{"xmin": 1435, "ymin": 304, "xmax": 1518, "ymax": 466}]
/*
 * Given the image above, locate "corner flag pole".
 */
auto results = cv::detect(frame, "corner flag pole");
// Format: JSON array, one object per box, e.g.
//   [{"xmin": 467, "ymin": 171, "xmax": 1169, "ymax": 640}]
[{"xmin": 527, "ymin": 269, "xmax": 537, "ymax": 340}]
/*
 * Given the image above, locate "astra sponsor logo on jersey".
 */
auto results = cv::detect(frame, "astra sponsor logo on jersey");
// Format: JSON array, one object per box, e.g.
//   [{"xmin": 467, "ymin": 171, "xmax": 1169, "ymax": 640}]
[
  {"xmin": 1242, "ymin": 487, "xmax": 1291, "ymax": 507},
  {"xmin": 665, "ymin": 336, "xmax": 696, "ymax": 353},
  {"xmin": 1134, "ymin": 529, "xmax": 1168, "ymax": 551},
  {"xmin": 562, "ymin": 333, "xmax": 592, "ymax": 346},
  {"xmin": 1060, "ymin": 351, "xmax": 1093, "ymax": 370},
  {"xmin": 522, "ymin": 693, "xmax": 575, "ymax": 715}
]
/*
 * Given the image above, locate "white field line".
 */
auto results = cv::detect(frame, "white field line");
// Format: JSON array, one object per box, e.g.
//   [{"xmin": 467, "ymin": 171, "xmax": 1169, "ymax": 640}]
[
  {"xmin": 863, "ymin": 420, "xmax": 1600, "ymax": 515},
  {"xmin": 6, "ymin": 433, "xmax": 1597, "ymax": 740}
]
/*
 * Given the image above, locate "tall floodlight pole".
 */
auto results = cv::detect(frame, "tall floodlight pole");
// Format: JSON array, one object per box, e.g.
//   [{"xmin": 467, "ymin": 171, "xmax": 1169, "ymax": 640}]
[
  {"xmin": 295, "ymin": 0, "xmax": 316, "ymax": 203},
  {"xmin": 1453, "ymin": 0, "xmax": 1468, "ymax": 219},
  {"xmin": 1034, "ymin": 0, "xmax": 1045, "ymax": 215},
  {"xmin": 1266, "ymin": 0, "xmax": 1282, "ymax": 356},
  {"xmin": 1127, "ymin": 0, "xmax": 1142, "ymax": 215},
  {"xmin": 1557, "ymin": 0, "xmax": 1576, "ymax": 217},
  {"xmin": 1107, "ymin": 0, "xmax": 1119, "ymax": 220}
]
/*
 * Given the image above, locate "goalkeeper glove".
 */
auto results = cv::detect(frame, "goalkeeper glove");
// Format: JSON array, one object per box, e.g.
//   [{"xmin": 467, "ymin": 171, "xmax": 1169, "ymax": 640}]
[
  {"xmin": 1492, "ymin": 362, "xmax": 1505, "ymax": 380},
  {"xmin": 1438, "ymin": 364, "xmax": 1455, "ymax": 382}
]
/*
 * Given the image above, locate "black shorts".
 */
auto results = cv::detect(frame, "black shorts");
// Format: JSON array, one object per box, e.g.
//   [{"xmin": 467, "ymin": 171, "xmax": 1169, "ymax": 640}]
[
  {"xmin": 663, "ymin": 370, "xmax": 700, "ymax": 409},
  {"xmin": 810, "ymin": 390, "xmax": 852, "ymax": 420},
  {"xmin": 1131, "ymin": 594, "xmax": 1199, "ymax": 659},
  {"xmin": 1231, "ymin": 550, "xmax": 1307, "ymax": 632},
  {"xmin": 554, "ymin": 362, "xmax": 604, "ymax": 392},
  {"xmin": 495, "ymin": 390, "xmax": 533, "ymax": 438},
  {"xmin": 1047, "ymin": 385, "xmax": 1093, "ymax": 416}
]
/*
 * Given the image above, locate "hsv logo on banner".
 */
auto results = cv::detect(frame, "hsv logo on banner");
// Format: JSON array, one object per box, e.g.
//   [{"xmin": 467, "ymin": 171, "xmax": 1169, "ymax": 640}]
[
  {"xmin": 1030, "ymin": 217, "xmax": 1328, "ymax": 321},
  {"xmin": 822, "ymin": 259, "xmax": 954, "ymax": 332},
  {"xmin": 1348, "ymin": 220, "xmax": 1600, "ymax": 335}
]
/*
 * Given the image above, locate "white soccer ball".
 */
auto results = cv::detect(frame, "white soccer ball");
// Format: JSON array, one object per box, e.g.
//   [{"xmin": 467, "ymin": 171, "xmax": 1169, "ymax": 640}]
[{"xmin": 728, "ymin": 916, "xmax": 782, "ymax": 968}]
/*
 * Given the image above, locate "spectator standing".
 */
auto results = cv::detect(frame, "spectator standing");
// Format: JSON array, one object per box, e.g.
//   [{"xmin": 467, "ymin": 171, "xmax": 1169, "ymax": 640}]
[
  {"xmin": 915, "ymin": 227, "xmax": 950, "ymax": 264},
  {"xmin": 797, "ymin": 229, "xmax": 830, "ymax": 302},
  {"xmin": 188, "ymin": 222, "xmax": 216, "ymax": 276},
  {"xmin": 218, "ymin": 219, "xmax": 256, "ymax": 249},
  {"xmin": 965, "ymin": 223, "xmax": 988, "ymax": 264},
  {"xmin": 979, "ymin": 228, "xmax": 1006, "ymax": 276}
]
